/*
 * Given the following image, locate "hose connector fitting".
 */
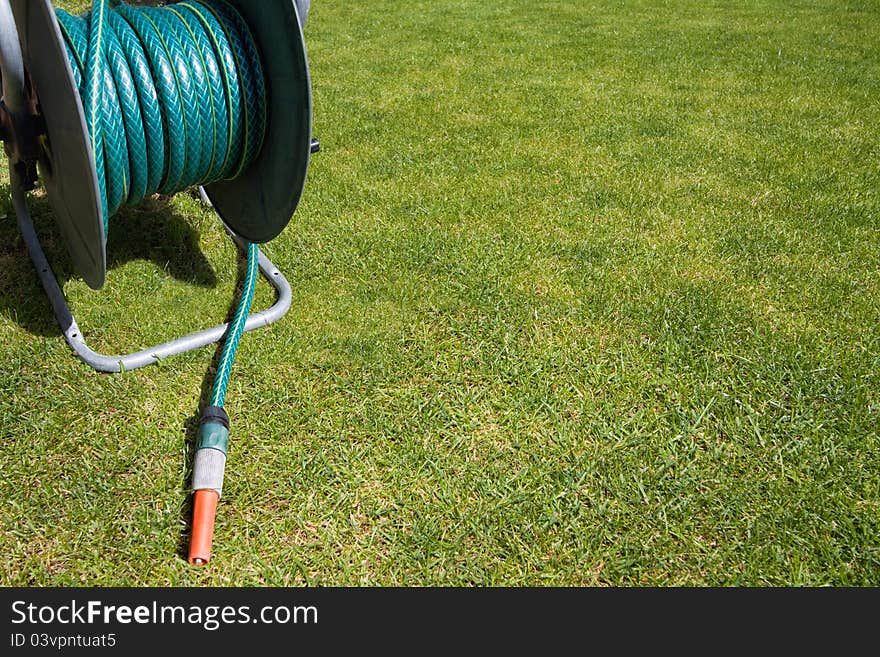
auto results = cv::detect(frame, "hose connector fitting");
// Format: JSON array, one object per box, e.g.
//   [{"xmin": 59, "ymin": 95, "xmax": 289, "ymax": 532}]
[{"xmin": 188, "ymin": 406, "xmax": 230, "ymax": 566}]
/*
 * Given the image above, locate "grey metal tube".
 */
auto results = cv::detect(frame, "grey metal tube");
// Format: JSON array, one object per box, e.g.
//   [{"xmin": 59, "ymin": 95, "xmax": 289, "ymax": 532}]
[{"xmin": 12, "ymin": 166, "xmax": 294, "ymax": 374}]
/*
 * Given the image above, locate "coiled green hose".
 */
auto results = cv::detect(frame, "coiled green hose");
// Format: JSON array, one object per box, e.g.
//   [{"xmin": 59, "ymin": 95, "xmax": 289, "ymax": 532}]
[{"xmin": 56, "ymin": 0, "xmax": 267, "ymax": 409}]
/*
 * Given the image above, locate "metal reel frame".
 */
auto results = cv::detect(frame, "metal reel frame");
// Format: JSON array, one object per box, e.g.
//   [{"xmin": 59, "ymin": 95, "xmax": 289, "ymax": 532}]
[
  {"xmin": 10, "ymin": 169, "xmax": 293, "ymax": 373},
  {"xmin": 0, "ymin": 0, "xmax": 301, "ymax": 371}
]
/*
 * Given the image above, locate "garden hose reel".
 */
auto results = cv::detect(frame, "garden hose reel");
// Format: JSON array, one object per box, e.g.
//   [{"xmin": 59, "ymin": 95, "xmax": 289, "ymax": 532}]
[{"xmin": 0, "ymin": 0, "xmax": 315, "ymax": 564}]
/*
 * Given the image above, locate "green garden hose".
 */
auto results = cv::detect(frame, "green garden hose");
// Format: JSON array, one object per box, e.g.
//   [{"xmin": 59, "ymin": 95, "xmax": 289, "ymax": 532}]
[{"xmin": 56, "ymin": 0, "xmax": 269, "ymax": 564}]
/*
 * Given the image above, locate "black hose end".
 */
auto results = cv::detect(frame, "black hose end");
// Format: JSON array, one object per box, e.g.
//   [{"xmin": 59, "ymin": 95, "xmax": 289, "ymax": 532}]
[{"xmin": 200, "ymin": 406, "xmax": 230, "ymax": 429}]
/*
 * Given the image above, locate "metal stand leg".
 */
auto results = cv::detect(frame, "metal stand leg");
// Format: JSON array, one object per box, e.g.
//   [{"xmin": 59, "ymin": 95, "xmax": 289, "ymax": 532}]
[{"xmin": 11, "ymin": 173, "xmax": 293, "ymax": 373}]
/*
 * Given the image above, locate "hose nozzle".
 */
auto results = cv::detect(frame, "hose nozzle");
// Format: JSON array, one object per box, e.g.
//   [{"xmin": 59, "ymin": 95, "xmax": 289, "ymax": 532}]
[
  {"xmin": 188, "ymin": 406, "xmax": 229, "ymax": 566},
  {"xmin": 189, "ymin": 489, "xmax": 219, "ymax": 566}
]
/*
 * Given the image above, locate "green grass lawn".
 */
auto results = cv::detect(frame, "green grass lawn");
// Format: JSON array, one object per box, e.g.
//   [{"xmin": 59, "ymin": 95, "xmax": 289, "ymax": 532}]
[{"xmin": 1, "ymin": 0, "xmax": 878, "ymax": 585}]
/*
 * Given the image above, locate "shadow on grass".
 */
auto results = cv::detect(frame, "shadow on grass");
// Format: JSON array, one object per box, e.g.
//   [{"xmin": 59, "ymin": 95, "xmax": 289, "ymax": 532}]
[{"xmin": 0, "ymin": 184, "xmax": 217, "ymax": 337}]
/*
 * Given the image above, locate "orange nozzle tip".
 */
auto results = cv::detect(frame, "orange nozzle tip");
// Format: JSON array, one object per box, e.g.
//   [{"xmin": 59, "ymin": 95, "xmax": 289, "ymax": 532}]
[{"xmin": 188, "ymin": 489, "xmax": 219, "ymax": 566}]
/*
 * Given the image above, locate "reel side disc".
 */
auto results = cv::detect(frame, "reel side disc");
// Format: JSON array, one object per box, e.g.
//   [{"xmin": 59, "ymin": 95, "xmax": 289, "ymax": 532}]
[
  {"xmin": 203, "ymin": 0, "xmax": 312, "ymax": 243},
  {"xmin": 10, "ymin": 0, "xmax": 105, "ymax": 290}
]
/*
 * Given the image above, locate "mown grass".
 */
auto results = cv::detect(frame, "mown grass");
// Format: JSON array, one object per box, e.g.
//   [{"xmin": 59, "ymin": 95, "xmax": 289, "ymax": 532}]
[{"xmin": 0, "ymin": 0, "xmax": 878, "ymax": 585}]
